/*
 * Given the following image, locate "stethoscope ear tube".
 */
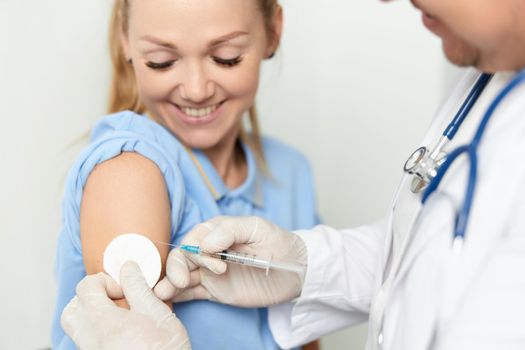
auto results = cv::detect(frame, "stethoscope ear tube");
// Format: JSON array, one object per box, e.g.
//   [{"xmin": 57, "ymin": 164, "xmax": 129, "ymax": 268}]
[{"xmin": 444, "ymin": 73, "xmax": 493, "ymax": 140}]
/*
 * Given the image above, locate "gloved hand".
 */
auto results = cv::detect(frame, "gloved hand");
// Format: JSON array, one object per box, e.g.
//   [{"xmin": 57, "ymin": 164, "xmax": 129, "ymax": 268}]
[
  {"xmin": 61, "ymin": 261, "xmax": 190, "ymax": 350},
  {"xmin": 154, "ymin": 216, "xmax": 308, "ymax": 307}
]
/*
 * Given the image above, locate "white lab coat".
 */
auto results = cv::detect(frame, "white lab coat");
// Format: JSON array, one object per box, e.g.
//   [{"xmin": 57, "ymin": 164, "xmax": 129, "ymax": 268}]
[{"xmin": 268, "ymin": 69, "xmax": 525, "ymax": 350}]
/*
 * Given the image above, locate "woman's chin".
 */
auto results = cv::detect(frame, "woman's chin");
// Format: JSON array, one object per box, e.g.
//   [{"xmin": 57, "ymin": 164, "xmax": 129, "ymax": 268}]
[{"xmin": 178, "ymin": 133, "xmax": 223, "ymax": 150}]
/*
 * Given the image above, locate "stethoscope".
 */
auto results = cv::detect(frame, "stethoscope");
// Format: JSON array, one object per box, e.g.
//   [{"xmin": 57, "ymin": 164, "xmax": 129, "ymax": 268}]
[
  {"xmin": 403, "ymin": 69, "xmax": 525, "ymax": 244},
  {"xmin": 373, "ymin": 69, "xmax": 525, "ymax": 350}
]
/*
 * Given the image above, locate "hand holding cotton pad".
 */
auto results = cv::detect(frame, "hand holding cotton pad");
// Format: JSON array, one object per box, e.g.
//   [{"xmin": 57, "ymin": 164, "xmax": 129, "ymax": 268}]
[{"xmin": 103, "ymin": 233, "xmax": 162, "ymax": 288}]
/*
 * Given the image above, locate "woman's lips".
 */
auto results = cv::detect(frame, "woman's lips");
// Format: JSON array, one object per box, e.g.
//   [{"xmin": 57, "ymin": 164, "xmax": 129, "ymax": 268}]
[{"xmin": 169, "ymin": 101, "xmax": 225, "ymax": 126}]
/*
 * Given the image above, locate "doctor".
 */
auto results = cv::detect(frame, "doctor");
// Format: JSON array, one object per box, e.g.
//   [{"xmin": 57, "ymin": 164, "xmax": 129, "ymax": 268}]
[{"xmin": 62, "ymin": 0, "xmax": 525, "ymax": 349}]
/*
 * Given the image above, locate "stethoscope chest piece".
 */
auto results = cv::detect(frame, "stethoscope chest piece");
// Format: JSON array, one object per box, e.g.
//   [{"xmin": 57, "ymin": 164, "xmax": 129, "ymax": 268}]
[
  {"xmin": 404, "ymin": 146, "xmax": 447, "ymax": 193},
  {"xmin": 403, "ymin": 71, "xmax": 525, "ymax": 242}
]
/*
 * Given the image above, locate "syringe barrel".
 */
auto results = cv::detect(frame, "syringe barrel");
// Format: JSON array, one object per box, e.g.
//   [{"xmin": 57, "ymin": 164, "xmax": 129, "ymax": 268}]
[
  {"xmin": 215, "ymin": 250, "xmax": 270, "ymax": 270},
  {"xmin": 269, "ymin": 260, "xmax": 306, "ymax": 275},
  {"xmin": 215, "ymin": 250, "xmax": 305, "ymax": 275}
]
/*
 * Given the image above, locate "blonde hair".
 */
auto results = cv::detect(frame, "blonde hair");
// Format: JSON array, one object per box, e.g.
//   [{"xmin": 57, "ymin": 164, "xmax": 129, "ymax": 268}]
[{"xmin": 108, "ymin": 0, "xmax": 280, "ymax": 167}]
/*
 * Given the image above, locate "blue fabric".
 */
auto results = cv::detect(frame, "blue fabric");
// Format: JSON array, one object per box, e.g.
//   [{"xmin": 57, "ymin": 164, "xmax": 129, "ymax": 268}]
[{"xmin": 52, "ymin": 111, "xmax": 320, "ymax": 350}]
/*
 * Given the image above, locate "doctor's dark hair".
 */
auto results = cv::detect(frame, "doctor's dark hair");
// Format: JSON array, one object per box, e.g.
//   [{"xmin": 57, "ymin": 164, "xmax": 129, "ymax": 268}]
[{"xmin": 108, "ymin": 0, "xmax": 281, "ymax": 166}]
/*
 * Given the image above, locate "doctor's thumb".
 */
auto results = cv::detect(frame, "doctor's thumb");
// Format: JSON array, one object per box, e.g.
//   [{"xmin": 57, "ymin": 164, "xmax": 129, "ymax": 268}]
[{"xmin": 200, "ymin": 216, "xmax": 261, "ymax": 253}]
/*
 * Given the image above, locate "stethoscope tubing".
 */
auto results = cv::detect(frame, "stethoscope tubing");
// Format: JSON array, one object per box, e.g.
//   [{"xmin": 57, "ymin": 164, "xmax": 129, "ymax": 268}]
[
  {"xmin": 423, "ymin": 70, "xmax": 525, "ymax": 240},
  {"xmin": 444, "ymin": 73, "xmax": 493, "ymax": 140}
]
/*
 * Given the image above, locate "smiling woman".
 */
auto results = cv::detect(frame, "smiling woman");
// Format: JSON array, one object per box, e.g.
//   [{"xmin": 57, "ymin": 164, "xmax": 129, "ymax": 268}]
[
  {"xmin": 108, "ymin": 0, "xmax": 275, "ymax": 166},
  {"xmin": 51, "ymin": 0, "xmax": 320, "ymax": 349}
]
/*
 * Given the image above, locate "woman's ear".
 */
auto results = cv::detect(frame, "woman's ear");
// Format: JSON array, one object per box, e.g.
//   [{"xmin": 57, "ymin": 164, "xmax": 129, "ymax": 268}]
[{"xmin": 266, "ymin": 5, "xmax": 283, "ymax": 59}]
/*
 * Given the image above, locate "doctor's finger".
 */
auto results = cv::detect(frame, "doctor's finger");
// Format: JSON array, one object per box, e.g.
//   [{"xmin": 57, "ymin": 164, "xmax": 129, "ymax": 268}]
[
  {"xmin": 155, "ymin": 269, "xmax": 203, "ymax": 301},
  {"xmin": 182, "ymin": 217, "xmax": 229, "ymax": 246},
  {"xmin": 166, "ymin": 248, "xmax": 225, "ymax": 287},
  {"xmin": 184, "ymin": 250, "xmax": 227, "ymax": 275},
  {"xmin": 165, "ymin": 248, "xmax": 194, "ymax": 288},
  {"xmin": 172, "ymin": 285, "xmax": 213, "ymax": 303},
  {"xmin": 154, "ymin": 276, "xmax": 179, "ymax": 301},
  {"xmin": 120, "ymin": 261, "xmax": 174, "ymax": 321},
  {"xmin": 167, "ymin": 246, "xmax": 226, "ymax": 286},
  {"xmin": 76, "ymin": 272, "xmax": 124, "ymax": 310},
  {"xmin": 201, "ymin": 216, "xmax": 263, "ymax": 253}
]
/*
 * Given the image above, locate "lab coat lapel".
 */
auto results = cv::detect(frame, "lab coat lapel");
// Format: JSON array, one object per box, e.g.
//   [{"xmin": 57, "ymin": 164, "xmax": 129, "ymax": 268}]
[
  {"xmin": 383, "ymin": 140, "xmax": 518, "ymax": 348},
  {"xmin": 383, "ymin": 192, "xmax": 456, "ymax": 350},
  {"xmin": 381, "ymin": 70, "xmax": 481, "ymax": 282},
  {"xmin": 380, "ymin": 113, "xmax": 455, "ymax": 285},
  {"xmin": 369, "ymin": 70, "xmax": 486, "ymax": 348}
]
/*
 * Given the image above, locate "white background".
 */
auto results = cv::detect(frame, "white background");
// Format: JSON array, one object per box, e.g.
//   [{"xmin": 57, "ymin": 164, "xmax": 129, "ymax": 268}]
[{"xmin": 0, "ymin": 0, "xmax": 456, "ymax": 349}]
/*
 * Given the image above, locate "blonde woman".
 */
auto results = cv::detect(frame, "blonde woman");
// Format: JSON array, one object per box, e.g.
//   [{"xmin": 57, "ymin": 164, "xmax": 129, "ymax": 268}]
[{"xmin": 52, "ymin": 0, "xmax": 319, "ymax": 349}]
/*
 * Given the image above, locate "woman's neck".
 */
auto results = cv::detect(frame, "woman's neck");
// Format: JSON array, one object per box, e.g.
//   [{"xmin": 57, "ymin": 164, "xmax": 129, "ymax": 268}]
[
  {"xmin": 146, "ymin": 112, "xmax": 247, "ymax": 189},
  {"xmin": 203, "ymin": 133, "xmax": 247, "ymax": 189}
]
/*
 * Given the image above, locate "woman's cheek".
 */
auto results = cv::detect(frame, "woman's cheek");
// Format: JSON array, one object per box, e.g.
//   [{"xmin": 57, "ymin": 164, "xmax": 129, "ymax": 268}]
[
  {"xmin": 222, "ymin": 62, "xmax": 261, "ymax": 99},
  {"xmin": 136, "ymin": 69, "xmax": 174, "ymax": 102}
]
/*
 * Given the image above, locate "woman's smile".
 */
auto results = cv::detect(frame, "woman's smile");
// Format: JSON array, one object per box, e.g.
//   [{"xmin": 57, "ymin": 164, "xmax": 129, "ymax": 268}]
[{"xmin": 168, "ymin": 100, "xmax": 226, "ymax": 125}]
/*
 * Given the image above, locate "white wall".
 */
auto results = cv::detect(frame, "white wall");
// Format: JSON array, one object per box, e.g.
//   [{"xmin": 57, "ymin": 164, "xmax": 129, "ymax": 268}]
[
  {"xmin": 0, "ymin": 0, "xmax": 454, "ymax": 349},
  {"xmin": 0, "ymin": 1, "xmax": 112, "ymax": 349}
]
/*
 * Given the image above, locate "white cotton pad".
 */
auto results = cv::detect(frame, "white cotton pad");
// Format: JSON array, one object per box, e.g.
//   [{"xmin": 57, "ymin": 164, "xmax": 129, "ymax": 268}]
[{"xmin": 103, "ymin": 233, "xmax": 161, "ymax": 288}]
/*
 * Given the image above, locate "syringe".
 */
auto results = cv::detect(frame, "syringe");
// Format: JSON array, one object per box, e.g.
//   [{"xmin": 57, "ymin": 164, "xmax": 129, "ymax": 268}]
[
  {"xmin": 154, "ymin": 241, "xmax": 305, "ymax": 275},
  {"xmin": 180, "ymin": 245, "xmax": 306, "ymax": 275}
]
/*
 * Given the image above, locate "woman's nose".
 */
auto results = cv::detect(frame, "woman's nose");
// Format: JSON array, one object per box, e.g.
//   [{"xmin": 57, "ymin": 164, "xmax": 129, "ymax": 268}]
[{"xmin": 179, "ymin": 61, "xmax": 215, "ymax": 103}]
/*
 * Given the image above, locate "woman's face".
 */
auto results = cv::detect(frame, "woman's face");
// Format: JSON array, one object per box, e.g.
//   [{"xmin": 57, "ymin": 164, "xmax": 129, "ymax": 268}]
[
  {"xmin": 122, "ymin": 0, "xmax": 278, "ymax": 149},
  {"xmin": 410, "ymin": 0, "xmax": 525, "ymax": 71}
]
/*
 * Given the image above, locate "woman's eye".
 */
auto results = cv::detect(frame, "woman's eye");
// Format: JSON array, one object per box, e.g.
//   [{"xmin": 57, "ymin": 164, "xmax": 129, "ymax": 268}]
[
  {"xmin": 213, "ymin": 56, "xmax": 243, "ymax": 67},
  {"xmin": 145, "ymin": 61, "xmax": 176, "ymax": 70}
]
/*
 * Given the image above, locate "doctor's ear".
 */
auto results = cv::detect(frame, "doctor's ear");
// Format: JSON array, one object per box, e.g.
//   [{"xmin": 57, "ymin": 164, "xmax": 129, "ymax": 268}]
[{"xmin": 265, "ymin": 4, "xmax": 283, "ymax": 59}]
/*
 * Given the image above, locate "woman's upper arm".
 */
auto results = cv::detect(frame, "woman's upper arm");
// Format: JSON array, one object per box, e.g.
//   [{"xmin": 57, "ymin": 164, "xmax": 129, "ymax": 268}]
[{"xmin": 80, "ymin": 151, "xmax": 171, "ymax": 279}]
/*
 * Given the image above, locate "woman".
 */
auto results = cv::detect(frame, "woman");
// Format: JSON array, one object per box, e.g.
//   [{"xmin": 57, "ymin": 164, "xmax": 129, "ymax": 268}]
[{"xmin": 52, "ymin": 0, "xmax": 319, "ymax": 349}]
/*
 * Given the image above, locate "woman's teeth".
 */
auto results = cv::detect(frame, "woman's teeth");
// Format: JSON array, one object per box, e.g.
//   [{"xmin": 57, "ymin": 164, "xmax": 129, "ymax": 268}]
[{"xmin": 181, "ymin": 104, "xmax": 219, "ymax": 117}]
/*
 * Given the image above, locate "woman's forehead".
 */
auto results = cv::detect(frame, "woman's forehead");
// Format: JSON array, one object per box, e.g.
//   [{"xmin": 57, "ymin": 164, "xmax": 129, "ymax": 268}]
[
  {"xmin": 128, "ymin": 0, "xmax": 262, "ymax": 39},
  {"xmin": 129, "ymin": 0, "xmax": 260, "ymax": 27}
]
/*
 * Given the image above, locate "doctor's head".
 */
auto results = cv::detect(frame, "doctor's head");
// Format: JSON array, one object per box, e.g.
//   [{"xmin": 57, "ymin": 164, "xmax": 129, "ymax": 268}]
[
  {"xmin": 398, "ymin": 0, "xmax": 525, "ymax": 72},
  {"xmin": 108, "ymin": 0, "xmax": 282, "ymax": 153}
]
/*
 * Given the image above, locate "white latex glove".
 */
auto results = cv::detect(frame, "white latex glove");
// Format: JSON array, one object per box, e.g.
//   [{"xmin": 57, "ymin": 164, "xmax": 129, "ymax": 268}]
[
  {"xmin": 61, "ymin": 261, "xmax": 191, "ymax": 350},
  {"xmin": 154, "ymin": 216, "xmax": 308, "ymax": 307}
]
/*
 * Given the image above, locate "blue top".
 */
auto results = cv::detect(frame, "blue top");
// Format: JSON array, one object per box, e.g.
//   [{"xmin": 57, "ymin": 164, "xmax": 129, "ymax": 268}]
[{"xmin": 52, "ymin": 111, "xmax": 319, "ymax": 350}]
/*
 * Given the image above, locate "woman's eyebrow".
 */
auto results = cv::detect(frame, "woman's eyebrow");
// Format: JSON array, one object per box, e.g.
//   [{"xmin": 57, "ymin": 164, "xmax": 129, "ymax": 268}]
[
  {"xmin": 140, "ymin": 35, "xmax": 178, "ymax": 50},
  {"xmin": 208, "ymin": 31, "xmax": 248, "ymax": 47},
  {"xmin": 140, "ymin": 31, "xmax": 248, "ymax": 50}
]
